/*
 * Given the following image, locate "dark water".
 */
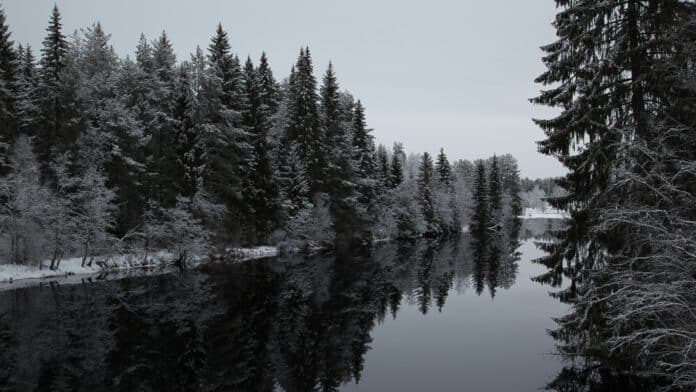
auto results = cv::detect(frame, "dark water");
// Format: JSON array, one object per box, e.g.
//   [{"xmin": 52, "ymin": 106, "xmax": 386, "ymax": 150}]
[{"xmin": 0, "ymin": 219, "xmax": 567, "ymax": 392}]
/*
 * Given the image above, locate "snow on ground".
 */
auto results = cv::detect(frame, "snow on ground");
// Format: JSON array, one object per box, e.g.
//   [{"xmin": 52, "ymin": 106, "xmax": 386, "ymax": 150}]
[
  {"xmin": 0, "ymin": 252, "xmax": 173, "ymax": 284},
  {"xmin": 223, "ymin": 246, "xmax": 279, "ymax": 261},
  {"xmin": 0, "ymin": 246, "xmax": 279, "ymax": 291},
  {"xmin": 518, "ymin": 207, "xmax": 570, "ymax": 220}
]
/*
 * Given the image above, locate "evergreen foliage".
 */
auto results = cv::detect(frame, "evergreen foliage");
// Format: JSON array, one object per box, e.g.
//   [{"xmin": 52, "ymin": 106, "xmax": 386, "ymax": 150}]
[
  {"xmin": 0, "ymin": 6, "xmax": 17, "ymax": 145},
  {"xmin": 417, "ymin": 152, "xmax": 437, "ymax": 235},
  {"xmin": 0, "ymin": 5, "xmax": 523, "ymax": 267},
  {"xmin": 390, "ymin": 143, "xmax": 404, "ymax": 188},
  {"xmin": 534, "ymin": 1, "xmax": 696, "ymax": 388},
  {"xmin": 487, "ymin": 155, "xmax": 501, "ymax": 215},
  {"xmin": 470, "ymin": 161, "xmax": 489, "ymax": 237}
]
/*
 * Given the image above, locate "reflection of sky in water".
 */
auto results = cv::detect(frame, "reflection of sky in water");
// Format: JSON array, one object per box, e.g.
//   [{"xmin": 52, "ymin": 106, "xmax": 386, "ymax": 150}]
[
  {"xmin": 0, "ymin": 219, "xmax": 569, "ymax": 392},
  {"xmin": 341, "ymin": 238, "xmax": 568, "ymax": 392}
]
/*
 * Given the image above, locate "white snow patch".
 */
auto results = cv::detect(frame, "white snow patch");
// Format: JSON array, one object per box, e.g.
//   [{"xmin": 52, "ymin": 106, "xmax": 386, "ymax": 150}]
[
  {"xmin": 0, "ymin": 252, "xmax": 174, "ymax": 284},
  {"xmin": 0, "ymin": 246, "xmax": 279, "ymax": 290},
  {"xmin": 518, "ymin": 207, "xmax": 570, "ymax": 220}
]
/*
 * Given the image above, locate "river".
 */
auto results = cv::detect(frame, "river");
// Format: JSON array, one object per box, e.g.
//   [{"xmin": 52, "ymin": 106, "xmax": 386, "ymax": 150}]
[{"xmin": 0, "ymin": 219, "xmax": 567, "ymax": 391}]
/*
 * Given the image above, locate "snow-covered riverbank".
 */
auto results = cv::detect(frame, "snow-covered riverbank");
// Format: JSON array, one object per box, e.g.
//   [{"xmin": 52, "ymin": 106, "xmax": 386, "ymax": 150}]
[
  {"xmin": 0, "ymin": 246, "xmax": 280, "ymax": 291},
  {"xmin": 518, "ymin": 207, "xmax": 569, "ymax": 220}
]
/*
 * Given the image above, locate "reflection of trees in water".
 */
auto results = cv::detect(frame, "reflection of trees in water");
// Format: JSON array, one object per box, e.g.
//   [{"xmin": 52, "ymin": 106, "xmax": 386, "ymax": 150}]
[
  {"xmin": 470, "ymin": 217, "xmax": 522, "ymax": 298},
  {"xmin": 0, "ymin": 230, "xmax": 524, "ymax": 391},
  {"xmin": 520, "ymin": 219, "xmax": 565, "ymax": 242},
  {"xmin": 524, "ymin": 219, "xmax": 658, "ymax": 392},
  {"xmin": 545, "ymin": 361, "xmax": 657, "ymax": 392}
]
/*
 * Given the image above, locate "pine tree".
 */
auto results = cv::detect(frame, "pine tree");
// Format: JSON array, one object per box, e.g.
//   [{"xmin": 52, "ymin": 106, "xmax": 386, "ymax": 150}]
[
  {"xmin": 208, "ymin": 23, "xmax": 242, "ymax": 113},
  {"xmin": 152, "ymin": 31, "xmax": 176, "ymax": 82},
  {"xmin": 488, "ymin": 155, "xmax": 501, "ymax": 215},
  {"xmin": 435, "ymin": 148, "xmax": 452, "ymax": 189},
  {"xmin": 201, "ymin": 25, "xmax": 250, "ymax": 240},
  {"xmin": 37, "ymin": 4, "xmax": 69, "ymax": 165},
  {"xmin": 14, "ymin": 45, "xmax": 39, "ymax": 139},
  {"xmin": 418, "ymin": 152, "xmax": 437, "ymax": 235},
  {"xmin": 287, "ymin": 47, "xmax": 324, "ymax": 194},
  {"xmin": 0, "ymin": 6, "xmax": 17, "ymax": 145},
  {"xmin": 242, "ymin": 56, "xmax": 280, "ymax": 242},
  {"xmin": 145, "ymin": 31, "xmax": 179, "ymax": 207},
  {"xmin": 135, "ymin": 33, "xmax": 153, "ymax": 73},
  {"xmin": 390, "ymin": 142, "xmax": 404, "ymax": 187},
  {"xmin": 173, "ymin": 63, "xmax": 202, "ymax": 199},
  {"xmin": 534, "ymin": 1, "xmax": 696, "ymax": 386},
  {"xmin": 256, "ymin": 52, "xmax": 279, "ymax": 117},
  {"xmin": 351, "ymin": 100, "xmax": 374, "ymax": 178},
  {"xmin": 375, "ymin": 144, "xmax": 389, "ymax": 185},
  {"xmin": 320, "ymin": 62, "xmax": 341, "ymax": 147},
  {"xmin": 319, "ymin": 62, "xmax": 358, "ymax": 245},
  {"xmin": 40, "ymin": 5, "xmax": 66, "ymax": 86},
  {"xmin": 81, "ymin": 22, "xmax": 117, "ymax": 78},
  {"xmin": 499, "ymin": 154, "xmax": 523, "ymax": 219},
  {"xmin": 470, "ymin": 160, "xmax": 489, "ymax": 237}
]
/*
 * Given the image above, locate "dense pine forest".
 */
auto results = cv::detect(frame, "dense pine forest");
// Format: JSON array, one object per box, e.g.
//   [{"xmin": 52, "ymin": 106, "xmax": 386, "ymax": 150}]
[
  {"xmin": 0, "ymin": 5, "xmax": 522, "ymax": 269},
  {"xmin": 534, "ymin": 0, "xmax": 696, "ymax": 390}
]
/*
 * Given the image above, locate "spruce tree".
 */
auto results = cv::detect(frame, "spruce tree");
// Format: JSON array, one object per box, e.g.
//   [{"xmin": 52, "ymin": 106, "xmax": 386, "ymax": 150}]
[
  {"xmin": 208, "ymin": 23, "xmax": 242, "ymax": 113},
  {"xmin": 287, "ymin": 47, "xmax": 324, "ymax": 193},
  {"xmin": 320, "ymin": 62, "xmax": 341, "ymax": 147},
  {"xmin": 0, "ymin": 6, "xmax": 17, "ymax": 145},
  {"xmin": 349, "ymin": 99, "xmax": 377, "ymax": 241},
  {"xmin": 256, "ymin": 52, "xmax": 279, "ymax": 119},
  {"xmin": 390, "ymin": 142, "xmax": 404, "ymax": 187},
  {"xmin": 351, "ymin": 100, "xmax": 375, "ymax": 178},
  {"xmin": 173, "ymin": 63, "xmax": 202, "ymax": 198},
  {"xmin": 15, "ymin": 45, "xmax": 39, "ymax": 137},
  {"xmin": 533, "ymin": 1, "xmax": 696, "ymax": 385},
  {"xmin": 242, "ymin": 56, "xmax": 280, "ymax": 242},
  {"xmin": 39, "ymin": 5, "xmax": 66, "ymax": 88},
  {"xmin": 500, "ymin": 154, "xmax": 523, "ymax": 219},
  {"xmin": 488, "ymin": 155, "xmax": 501, "ymax": 216},
  {"xmin": 145, "ymin": 31, "xmax": 178, "ymax": 207},
  {"xmin": 135, "ymin": 33, "xmax": 153, "ymax": 73},
  {"xmin": 320, "ymin": 62, "xmax": 357, "ymax": 244},
  {"xmin": 418, "ymin": 152, "xmax": 437, "ymax": 235},
  {"xmin": 376, "ymin": 144, "xmax": 389, "ymax": 185},
  {"xmin": 37, "ymin": 4, "xmax": 68, "ymax": 165},
  {"xmin": 470, "ymin": 160, "xmax": 489, "ymax": 237},
  {"xmin": 435, "ymin": 148, "xmax": 452, "ymax": 189},
  {"xmin": 201, "ymin": 26, "xmax": 250, "ymax": 240}
]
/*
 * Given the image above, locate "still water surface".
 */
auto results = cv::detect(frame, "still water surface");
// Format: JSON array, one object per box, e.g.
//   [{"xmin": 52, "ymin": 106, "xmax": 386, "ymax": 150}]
[{"xmin": 0, "ymin": 219, "xmax": 565, "ymax": 391}]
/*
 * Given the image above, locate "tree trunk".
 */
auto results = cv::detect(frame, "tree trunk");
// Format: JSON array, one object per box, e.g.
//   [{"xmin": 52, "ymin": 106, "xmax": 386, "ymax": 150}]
[
  {"xmin": 627, "ymin": 0, "xmax": 648, "ymax": 139},
  {"xmin": 81, "ymin": 243, "xmax": 88, "ymax": 268}
]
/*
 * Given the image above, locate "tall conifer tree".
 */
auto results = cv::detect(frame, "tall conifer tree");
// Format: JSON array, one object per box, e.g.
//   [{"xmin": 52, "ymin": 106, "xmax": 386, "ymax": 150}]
[
  {"xmin": 488, "ymin": 155, "xmax": 501, "ymax": 215},
  {"xmin": 0, "ymin": 6, "xmax": 17, "ymax": 145},
  {"xmin": 418, "ymin": 152, "xmax": 438, "ymax": 235},
  {"xmin": 288, "ymin": 47, "xmax": 324, "ymax": 194},
  {"xmin": 435, "ymin": 148, "xmax": 452, "ymax": 188},
  {"xmin": 37, "ymin": 5, "xmax": 69, "ymax": 164},
  {"xmin": 470, "ymin": 161, "xmax": 489, "ymax": 237},
  {"xmin": 320, "ymin": 63, "xmax": 358, "ymax": 244},
  {"xmin": 390, "ymin": 142, "xmax": 404, "ymax": 187}
]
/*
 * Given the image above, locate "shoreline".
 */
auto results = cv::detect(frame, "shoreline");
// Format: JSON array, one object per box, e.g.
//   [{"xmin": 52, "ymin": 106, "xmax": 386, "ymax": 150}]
[{"xmin": 0, "ymin": 246, "xmax": 279, "ymax": 292}]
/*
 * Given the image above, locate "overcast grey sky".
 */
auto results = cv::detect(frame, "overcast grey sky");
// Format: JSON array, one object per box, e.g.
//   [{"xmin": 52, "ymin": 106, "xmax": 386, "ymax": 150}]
[{"xmin": 3, "ymin": 0, "xmax": 564, "ymax": 178}]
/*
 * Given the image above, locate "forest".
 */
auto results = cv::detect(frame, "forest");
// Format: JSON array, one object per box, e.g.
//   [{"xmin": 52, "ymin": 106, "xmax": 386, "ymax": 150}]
[
  {"xmin": 3, "ymin": 0, "xmax": 696, "ymax": 391},
  {"xmin": 0, "ymin": 5, "xmax": 522, "ymax": 270}
]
